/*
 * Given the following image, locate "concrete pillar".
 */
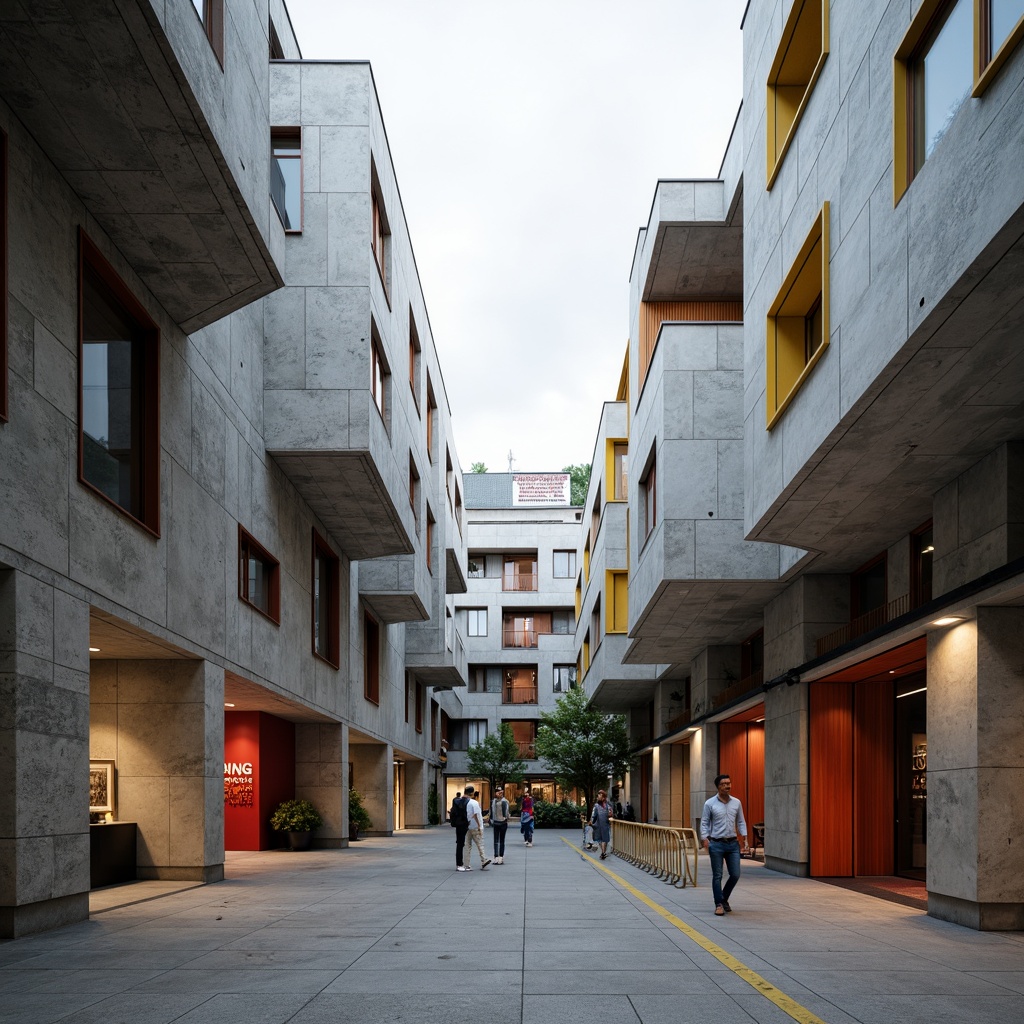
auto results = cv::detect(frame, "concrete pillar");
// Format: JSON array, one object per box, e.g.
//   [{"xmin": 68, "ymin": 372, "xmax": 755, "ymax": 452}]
[
  {"xmin": 928, "ymin": 608, "xmax": 1024, "ymax": 929},
  {"xmin": 764, "ymin": 575, "xmax": 848, "ymax": 679},
  {"xmin": 689, "ymin": 724, "xmax": 718, "ymax": 835},
  {"xmin": 0, "ymin": 570, "xmax": 91, "ymax": 938},
  {"xmin": 405, "ymin": 758, "xmax": 427, "ymax": 828},
  {"xmin": 691, "ymin": 646, "xmax": 741, "ymax": 720},
  {"xmin": 351, "ymin": 741, "xmax": 392, "ymax": 835},
  {"xmin": 763, "ymin": 678, "xmax": 810, "ymax": 876},
  {"xmin": 295, "ymin": 722, "xmax": 345, "ymax": 848},
  {"xmin": 99, "ymin": 660, "xmax": 224, "ymax": 882}
]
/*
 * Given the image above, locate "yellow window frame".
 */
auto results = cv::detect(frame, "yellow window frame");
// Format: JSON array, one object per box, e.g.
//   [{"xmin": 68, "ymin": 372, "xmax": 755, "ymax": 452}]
[{"xmin": 605, "ymin": 570, "xmax": 629, "ymax": 634}]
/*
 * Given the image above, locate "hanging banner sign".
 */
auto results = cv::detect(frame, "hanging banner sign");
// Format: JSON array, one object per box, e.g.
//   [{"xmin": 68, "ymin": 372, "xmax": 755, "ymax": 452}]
[{"xmin": 512, "ymin": 473, "xmax": 570, "ymax": 506}]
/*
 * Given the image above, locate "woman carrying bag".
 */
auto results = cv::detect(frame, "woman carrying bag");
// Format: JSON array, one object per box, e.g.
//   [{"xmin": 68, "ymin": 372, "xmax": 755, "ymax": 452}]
[{"xmin": 590, "ymin": 789, "xmax": 614, "ymax": 860}]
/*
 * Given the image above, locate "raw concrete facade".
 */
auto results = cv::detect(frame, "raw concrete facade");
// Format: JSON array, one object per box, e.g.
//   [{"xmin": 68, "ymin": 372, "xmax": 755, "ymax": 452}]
[{"xmin": 0, "ymin": 1, "xmax": 465, "ymax": 938}]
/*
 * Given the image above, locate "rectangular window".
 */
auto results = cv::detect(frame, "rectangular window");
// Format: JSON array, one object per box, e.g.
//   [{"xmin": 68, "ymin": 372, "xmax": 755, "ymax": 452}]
[
  {"xmin": 911, "ymin": 522, "xmax": 935, "ymax": 608},
  {"xmin": 504, "ymin": 666, "xmax": 538, "ymax": 705},
  {"xmin": 641, "ymin": 455, "xmax": 657, "ymax": 543},
  {"xmin": 238, "ymin": 526, "xmax": 281, "ymax": 623},
  {"xmin": 851, "ymin": 554, "xmax": 887, "ymax": 622},
  {"xmin": 270, "ymin": 129, "xmax": 302, "ymax": 231},
  {"xmin": 371, "ymin": 331, "xmax": 389, "ymax": 423},
  {"xmin": 431, "ymin": 701, "xmax": 438, "ymax": 750},
  {"xmin": 591, "ymin": 486, "xmax": 602, "ymax": 547},
  {"xmin": 503, "ymin": 614, "xmax": 538, "ymax": 649},
  {"xmin": 312, "ymin": 530, "xmax": 340, "ymax": 667},
  {"xmin": 415, "ymin": 681, "xmax": 424, "ymax": 733},
  {"xmin": 409, "ymin": 311, "xmax": 421, "ymax": 408},
  {"xmin": 741, "ymin": 629, "xmax": 764, "ymax": 683},
  {"xmin": 405, "ymin": 674, "xmax": 411, "ymax": 723},
  {"xmin": 553, "ymin": 550, "xmax": 577, "ymax": 578},
  {"xmin": 608, "ymin": 570, "xmax": 628, "ymax": 633},
  {"xmin": 468, "ymin": 554, "xmax": 486, "ymax": 579},
  {"xmin": 79, "ymin": 232, "xmax": 160, "ymax": 533},
  {"xmin": 766, "ymin": 0, "xmax": 829, "ymax": 188},
  {"xmin": 191, "ymin": 0, "xmax": 224, "ymax": 65},
  {"xmin": 612, "ymin": 442, "xmax": 628, "ymax": 501},
  {"xmin": 583, "ymin": 540, "xmax": 590, "ymax": 583},
  {"xmin": 467, "ymin": 608, "xmax": 487, "ymax": 637},
  {"xmin": 980, "ymin": 0, "xmax": 1024, "ymax": 86},
  {"xmin": 426, "ymin": 506, "xmax": 435, "ymax": 573},
  {"xmin": 467, "ymin": 665, "xmax": 486, "ymax": 692},
  {"xmin": 364, "ymin": 611, "xmax": 380, "ymax": 704},
  {"xmin": 503, "ymin": 555, "xmax": 538, "ymax": 591},
  {"xmin": 506, "ymin": 720, "xmax": 537, "ymax": 759},
  {"xmin": 591, "ymin": 597, "xmax": 602, "ymax": 651},
  {"xmin": 455, "ymin": 484, "xmax": 463, "ymax": 536},
  {"xmin": 426, "ymin": 376, "xmax": 437, "ymax": 462},
  {"xmin": 409, "ymin": 455, "xmax": 420, "ymax": 536},
  {"xmin": 553, "ymin": 664, "xmax": 576, "ymax": 693},
  {"xmin": 550, "ymin": 609, "xmax": 574, "ymax": 635},
  {"xmin": 467, "ymin": 720, "xmax": 488, "ymax": 747},
  {"xmin": 0, "ymin": 127, "xmax": 7, "ymax": 423},
  {"xmin": 766, "ymin": 205, "xmax": 829, "ymax": 428},
  {"xmin": 269, "ymin": 18, "xmax": 286, "ymax": 59},
  {"xmin": 372, "ymin": 180, "xmax": 389, "ymax": 292}
]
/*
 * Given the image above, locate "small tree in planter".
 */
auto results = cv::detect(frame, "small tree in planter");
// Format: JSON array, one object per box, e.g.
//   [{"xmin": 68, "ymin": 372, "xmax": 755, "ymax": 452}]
[
  {"xmin": 270, "ymin": 798, "xmax": 323, "ymax": 851},
  {"xmin": 349, "ymin": 789, "xmax": 372, "ymax": 841}
]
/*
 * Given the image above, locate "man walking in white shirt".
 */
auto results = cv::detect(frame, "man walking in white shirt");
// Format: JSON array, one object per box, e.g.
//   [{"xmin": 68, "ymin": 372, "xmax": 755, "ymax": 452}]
[
  {"xmin": 463, "ymin": 785, "xmax": 490, "ymax": 870},
  {"xmin": 699, "ymin": 773, "xmax": 748, "ymax": 916}
]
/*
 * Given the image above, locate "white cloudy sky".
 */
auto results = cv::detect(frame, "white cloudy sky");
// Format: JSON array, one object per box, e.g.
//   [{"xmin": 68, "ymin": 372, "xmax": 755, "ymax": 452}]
[{"xmin": 285, "ymin": 0, "xmax": 744, "ymax": 473}]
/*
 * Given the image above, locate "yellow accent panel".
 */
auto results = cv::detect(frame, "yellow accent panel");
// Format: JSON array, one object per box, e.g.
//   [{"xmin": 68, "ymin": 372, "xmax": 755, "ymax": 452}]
[
  {"xmin": 575, "ymin": 582, "xmax": 581, "ymax": 621},
  {"xmin": 560, "ymin": 839, "xmax": 829, "ymax": 1024},
  {"xmin": 606, "ymin": 570, "xmax": 628, "ymax": 634},
  {"xmin": 583, "ymin": 545, "xmax": 590, "ymax": 583},
  {"xmin": 606, "ymin": 438, "xmax": 628, "ymax": 502},
  {"xmin": 766, "ymin": 203, "xmax": 830, "ymax": 430},
  {"xmin": 766, "ymin": 0, "xmax": 829, "ymax": 190}
]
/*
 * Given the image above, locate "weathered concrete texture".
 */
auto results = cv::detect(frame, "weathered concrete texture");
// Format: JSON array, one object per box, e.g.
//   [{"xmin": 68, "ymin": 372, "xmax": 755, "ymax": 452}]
[
  {"xmin": 296, "ymin": 722, "xmax": 346, "ymax": 846},
  {"xmin": 763, "ymin": 679, "xmax": 809, "ymax": 875},
  {"xmin": 763, "ymin": 575, "xmax": 848, "ymax": 679},
  {"xmin": 350, "ymin": 741, "xmax": 392, "ymax": 836}
]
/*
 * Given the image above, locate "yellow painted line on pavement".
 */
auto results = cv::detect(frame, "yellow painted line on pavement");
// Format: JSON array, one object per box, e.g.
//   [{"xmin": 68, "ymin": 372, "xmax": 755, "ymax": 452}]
[{"xmin": 561, "ymin": 837, "xmax": 828, "ymax": 1024}]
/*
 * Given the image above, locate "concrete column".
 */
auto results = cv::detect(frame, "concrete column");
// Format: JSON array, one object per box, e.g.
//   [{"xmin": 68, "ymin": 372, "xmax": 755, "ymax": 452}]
[
  {"xmin": 404, "ymin": 758, "xmax": 427, "ymax": 828},
  {"xmin": 0, "ymin": 570, "xmax": 91, "ymax": 938},
  {"xmin": 98, "ymin": 659, "xmax": 224, "ymax": 882},
  {"xmin": 763, "ymin": 679, "xmax": 810, "ymax": 876},
  {"xmin": 928, "ymin": 608, "xmax": 1024, "ymax": 929},
  {"xmin": 689, "ymin": 724, "xmax": 718, "ymax": 835},
  {"xmin": 296, "ymin": 722, "xmax": 345, "ymax": 848},
  {"xmin": 764, "ymin": 575, "xmax": 848, "ymax": 679},
  {"xmin": 351, "ymin": 741, "xmax": 392, "ymax": 835}
]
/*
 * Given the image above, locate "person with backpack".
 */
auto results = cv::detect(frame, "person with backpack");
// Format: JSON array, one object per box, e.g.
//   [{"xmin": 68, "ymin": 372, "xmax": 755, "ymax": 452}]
[
  {"xmin": 462, "ymin": 785, "xmax": 491, "ymax": 870},
  {"xmin": 490, "ymin": 787, "xmax": 510, "ymax": 864},
  {"xmin": 450, "ymin": 791, "xmax": 470, "ymax": 871}
]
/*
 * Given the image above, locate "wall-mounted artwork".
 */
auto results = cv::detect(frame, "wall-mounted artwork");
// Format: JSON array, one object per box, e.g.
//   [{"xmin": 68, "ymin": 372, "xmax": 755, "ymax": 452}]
[{"xmin": 89, "ymin": 759, "xmax": 116, "ymax": 816}]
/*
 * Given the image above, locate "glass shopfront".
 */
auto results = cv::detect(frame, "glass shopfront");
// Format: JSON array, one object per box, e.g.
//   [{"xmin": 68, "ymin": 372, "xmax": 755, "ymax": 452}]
[{"xmin": 896, "ymin": 681, "xmax": 927, "ymax": 879}]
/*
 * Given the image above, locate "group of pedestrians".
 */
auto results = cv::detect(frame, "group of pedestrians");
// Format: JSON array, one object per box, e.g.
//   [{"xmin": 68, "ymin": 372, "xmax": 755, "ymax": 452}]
[{"xmin": 449, "ymin": 784, "xmax": 529, "ymax": 871}]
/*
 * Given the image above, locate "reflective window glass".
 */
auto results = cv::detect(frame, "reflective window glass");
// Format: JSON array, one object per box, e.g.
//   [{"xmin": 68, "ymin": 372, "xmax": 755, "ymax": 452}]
[{"xmin": 919, "ymin": 0, "xmax": 972, "ymax": 164}]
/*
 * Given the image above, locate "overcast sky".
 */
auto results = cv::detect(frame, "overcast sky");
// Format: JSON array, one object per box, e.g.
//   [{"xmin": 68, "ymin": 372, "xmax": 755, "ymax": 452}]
[{"xmin": 286, "ymin": 0, "xmax": 744, "ymax": 474}]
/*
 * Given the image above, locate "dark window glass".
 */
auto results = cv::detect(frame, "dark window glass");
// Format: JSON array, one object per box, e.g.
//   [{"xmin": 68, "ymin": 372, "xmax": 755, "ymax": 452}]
[
  {"xmin": 852, "ymin": 557, "xmax": 887, "ymax": 620},
  {"xmin": 271, "ymin": 131, "xmax": 301, "ymax": 230},
  {"xmin": 911, "ymin": 525, "xmax": 934, "ymax": 608},
  {"xmin": 365, "ymin": 612, "xmax": 380, "ymax": 703},
  {"xmin": 1, "ymin": 128, "xmax": 7, "ymax": 423},
  {"xmin": 313, "ymin": 531, "xmax": 339, "ymax": 665},
  {"xmin": 238, "ymin": 527, "xmax": 280, "ymax": 622},
  {"xmin": 805, "ymin": 297, "xmax": 824, "ymax": 362}
]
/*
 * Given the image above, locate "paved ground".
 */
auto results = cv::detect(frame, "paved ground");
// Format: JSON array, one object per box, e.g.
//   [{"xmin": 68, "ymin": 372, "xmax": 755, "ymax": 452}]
[{"xmin": 2, "ymin": 827, "xmax": 1023, "ymax": 1023}]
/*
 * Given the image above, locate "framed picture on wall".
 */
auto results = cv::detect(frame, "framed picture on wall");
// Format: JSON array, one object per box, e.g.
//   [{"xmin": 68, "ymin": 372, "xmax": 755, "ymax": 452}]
[{"xmin": 89, "ymin": 759, "xmax": 116, "ymax": 816}]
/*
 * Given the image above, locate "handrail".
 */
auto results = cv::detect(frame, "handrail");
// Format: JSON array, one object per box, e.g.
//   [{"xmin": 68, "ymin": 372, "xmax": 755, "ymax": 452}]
[{"xmin": 610, "ymin": 821, "xmax": 699, "ymax": 888}]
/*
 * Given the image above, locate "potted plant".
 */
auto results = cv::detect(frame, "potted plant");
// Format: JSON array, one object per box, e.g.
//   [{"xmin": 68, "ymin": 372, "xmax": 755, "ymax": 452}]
[
  {"xmin": 349, "ymin": 789, "xmax": 372, "ymax": 841},
  {"xmin": 270, "ymin": 798, "xmax": 323, "ymax": 851}
]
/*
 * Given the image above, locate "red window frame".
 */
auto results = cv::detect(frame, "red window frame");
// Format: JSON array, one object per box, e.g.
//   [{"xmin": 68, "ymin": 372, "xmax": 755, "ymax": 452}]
[
  {"xmin": 364, "ymin": 611, "xmax": 380, "ymax": 704},
  {"xmin": 238, "ymin": 525, "xmax": 281, "ymax": 624},
  {"xmin": 312, "ymin": 529, "xmax": 340, "ymax": 668}
]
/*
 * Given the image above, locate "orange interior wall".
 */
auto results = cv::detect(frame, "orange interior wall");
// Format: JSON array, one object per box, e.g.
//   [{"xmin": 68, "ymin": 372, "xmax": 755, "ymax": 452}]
[
  {"xmin": 854, "ymin": 682, "xmax": 894, "ymax": 875},
  {"xmin": 810, "ymin": 682, "xmax": 854, "ymax": 876},
  {"xmin": 719, "ymin": 721, "xmax": 765, "ymax": 830}
]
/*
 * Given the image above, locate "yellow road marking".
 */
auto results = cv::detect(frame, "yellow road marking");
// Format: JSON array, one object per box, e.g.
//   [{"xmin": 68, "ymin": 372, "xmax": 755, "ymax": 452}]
[{"xmin": 561, "ymin": 837, "xmax": 828, "ymax": 1024}]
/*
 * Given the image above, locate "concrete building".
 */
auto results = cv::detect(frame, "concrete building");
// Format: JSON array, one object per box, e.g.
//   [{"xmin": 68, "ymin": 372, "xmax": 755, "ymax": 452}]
[
  {"xmin": 0, "ymin": 0, "xmax": 466, "ymax": 938},
  {"xmin": 442, "ymin": 472, "xmax": 579, "ymax": 808},
  {"xmin": 583, "ymin": 0, "xmax": 1024, "ymax": 930}
]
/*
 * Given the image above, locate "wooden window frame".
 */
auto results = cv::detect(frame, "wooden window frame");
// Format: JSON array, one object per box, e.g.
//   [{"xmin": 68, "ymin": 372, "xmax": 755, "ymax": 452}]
[
  {"xmin": 312, "ymin": 529, "xmax": 340, "ymax": 668},
  {"xmin": 78, "ymin": 230, "xmax": 161, "ymax": 535},
  {"xmin": 0, "ymin": 127, "xmax": 7, "ymax": 424},
  {"xmin": 371, "ymin": 166, "xmax": 390, "ymax": 298},
  {"xmin": 766, "ymin": 204, "xmax": 830, "ymax": 429},
  {"xmin": 192, "ymin": 0, "xmax": 225, "ymax": 67},
  {"xmin": 766, "ymin": 0, "xmax": 829, "ymax": 189},
  {"xmin": 640, "ymin": 450, "xmax": 657, "ymax": 545},
  {"xmin": 270, "ymin": 128, "xmax": 302, "ymax": 233},
  {"xmin": 371, "ymin": 328, "xmax": 389, "ymax": 426},
  {"xmin": 409, "ymin": 310, "xmax": 421, "ymax": 411},
  {"xmin": 426, "ymin": 505, "xmax": 435, "ymax": 573},
  {"xmin": 608, "ymin": 440, "xmax": 628, "ymax": 502},
  {"xmin": 238, "ymin": 525, "xmax": 281, "ymax": 624},
  {"xmin": 425, "ymin": 374, "xmax": 436, "ymax": 463},
  {"xmin": 364, "ymin": 610, "xmax": 380, "ymax": 705}
]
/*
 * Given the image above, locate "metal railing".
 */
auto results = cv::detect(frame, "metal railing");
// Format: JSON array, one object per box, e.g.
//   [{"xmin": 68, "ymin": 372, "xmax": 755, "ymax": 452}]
[
  {"xmin": 815, "ymin": 593, "xmax": 911, "ymax": 658},
  {"xmin": 503, "ymin": 685, "xmax": 538, "ymax": 704},
  {"xmin": 712, "ymin": 668, "xmax": 764, "ymax": 708},
  {"xmin": 502, "ymin": 629, "xmax": 537, "ymax": 648},
  {"xmin": 610, "ymin": 821, "xmax": 699, "ymax": 888},
  {"xmin": 502, "ymin": 573, "xmax": 538, "ymax": 592},
  {"xmin": 514, "ymin": 741, "xmax": 536, "ymax": 758}
]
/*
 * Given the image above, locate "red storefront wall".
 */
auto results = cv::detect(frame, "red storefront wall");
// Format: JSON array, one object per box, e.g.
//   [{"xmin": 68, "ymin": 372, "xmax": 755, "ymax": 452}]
[{"xmin": 224, "ymin": 711, "xmax": 295, "ymax": 850}]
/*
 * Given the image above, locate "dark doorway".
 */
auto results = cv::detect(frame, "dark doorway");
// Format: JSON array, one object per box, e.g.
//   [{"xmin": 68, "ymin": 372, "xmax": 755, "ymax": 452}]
[{"xmin": 895, "ymin": 680, "xmax": 927, "ymax": 879}]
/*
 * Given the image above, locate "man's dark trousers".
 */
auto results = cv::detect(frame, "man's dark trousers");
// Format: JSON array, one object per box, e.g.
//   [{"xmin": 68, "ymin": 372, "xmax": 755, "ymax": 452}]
[{"xmin": 455, "ymin": 824, "xmax": 469, "ymax": 866}]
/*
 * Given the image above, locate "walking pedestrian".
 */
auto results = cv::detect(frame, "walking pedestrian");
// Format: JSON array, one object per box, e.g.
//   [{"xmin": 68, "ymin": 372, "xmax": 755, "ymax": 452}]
[
  {"xmin": 450, "ymin": 791, "xmax": 470, "ymax": 871},
  {"xmin": 699, "ymin": 773, "xmax": 749, "ymax": 915},
  {"xmin": 590, "ymin": 789, "xmax": 614, "ymax": 859},
  {"xmin": 490, "ymin": 787, "xmax": 510, "ymax": 863},
  {"xmin": 463, "ymin": 785, "xmax": 491, "ymax": 870},
  {"xmin": 520, "ymin": 789, "xmax": 534, "ymax": 846}
]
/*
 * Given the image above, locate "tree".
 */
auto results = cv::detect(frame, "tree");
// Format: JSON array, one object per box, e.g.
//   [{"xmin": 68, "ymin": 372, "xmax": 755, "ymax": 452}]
[
  {"xmin": 470, "ymin": 462, "xmax": 488, "ymax": 473},
  {"xmin": 534, "ymin": 688, "xmax": 634, "ymax": 810},
  {"xmin": 466, "ymin": 723, "xmax": 527, "ymax": 793},
  {"xmin": 562, "ymin": 463, "xmax": 591, "ymax": 506}
]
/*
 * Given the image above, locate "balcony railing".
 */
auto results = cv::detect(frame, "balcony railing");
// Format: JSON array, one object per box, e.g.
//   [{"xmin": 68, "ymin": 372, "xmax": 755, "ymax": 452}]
[
  {"xmin": 664, "ymin": 709, "xmax": 691, "ymax": 734},
  {"xmin": 503, "ymin": 573, "xmax": 538, "ymax": 592},
  {"xmin": 815, "ymin": 594, "xmax": 911, "ymax": 659},
  {"xmin": 514, "ymin": 741, "xmax": 536, "ymax": 758},
  {"xmin": 503, "ymin": 629, "xmax": 537, "ymax": 648},
  {"xmin": 712, "ymin": 668, "xmax": 764, "ymax": 709},
  {"xmin": 504, "ymin": 685, "xmax": 538, "ymax": 705}
]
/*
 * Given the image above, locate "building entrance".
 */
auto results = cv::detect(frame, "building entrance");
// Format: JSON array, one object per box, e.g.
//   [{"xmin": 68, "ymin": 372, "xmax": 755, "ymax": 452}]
[{"xmin": 895, "ymin": 683, "xmax": 927, "ymax": 879}]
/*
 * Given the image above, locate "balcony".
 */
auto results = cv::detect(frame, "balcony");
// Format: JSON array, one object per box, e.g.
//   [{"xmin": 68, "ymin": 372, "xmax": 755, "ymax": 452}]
[
  {"xmin": 503, "ymin": 628, "xmax": 537, "ymax": 649},
  {"xmin": 503, "ymin": 683, "xmax": 538, "ymax": 705},
  {"xmin": 712, "ymin": 669, "xmax": 764, "ymax": 709},
  {"xmin": 815, "ymin": 595, "xmax": 911, "ymax": 659},
  {"xmin": 503, "ymin": 573, "xmax": 538, "ymax": 592},
  {"xmin": 515, "ymin": 741, "xmax": 537, "ymax": 759}
]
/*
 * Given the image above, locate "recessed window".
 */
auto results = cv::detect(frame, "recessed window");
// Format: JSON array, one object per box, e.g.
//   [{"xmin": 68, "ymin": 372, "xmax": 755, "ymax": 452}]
[
  {"xmin": 911, "ymin": 521, "xmax": 935, "ymax": 608},
  {"xmin": 468, "ymin": 554, "xmax": 486, "ymax": 579},
  {"xmin": 766, "ymin": 0, "xmax": 829, "ymax": 188},
  {"xmin": 409, "ymin": 455, "xmax": 420, "ymax": 536},
  {"xmin": 269, "ymin": 18, "xmax": 285, "ymax": 59},
  {"xmin": 371, "ymin": 330, "xmax": 389, "ymax": 424},
  {"xmin": 415, "ymin": 681, "xmax": 424, "ymax": 733},
  {"xmin": 553, "ymin": 664, "xmax": 576, "ymax": 693},
  {"xmin": 0, "ymin": 127, "xmax": 7, "ymax": 424},
  {"xmin": 364, "ymin": 611, "xmax": 380, "ymax": 704},
  {"xmin": 426, "ymin": 375, "xmax": 437, "ymax": 463},
  {"xmin": 191, "ymin": 0, "xmax": 224, "ymax": 66},
  {"xmin": 553, "ymin": 550, "xmax": 577, "ymax": 578},
  {"xmin": 640, "ymin": 452, "xmax": 657, "ymax": 544},
  {"xmin": 467, "ymin": 608, "xmax": 487, "ymax": 637},
  {"xmin": 607, "ymin": 570, "xmax": 628, "ymax": 633},
  {"xmin": 371, "ymin": 172, "xmax": 390, "ymax": 293},
  {"xmin": 591, "ymin": 597, "xmax": 602, "ymax": 651},
  {"xmin": 611, "ymin": 441, "xmax": 628, "ymax": 501},
  {"xmin": 766, "ymin": 204, "xmax": 830, "ymax": 429},
  {"xmin": 312, "ymin": 530, "xmax": 340, "ymax": 667},
  {"xmin": 238, "ymin": 526, "xmax": 280, "ymax": 624},
  {"xmin": 79, "ymin": 232, "xmax": 160, "ymax": 533},
  {"xmin": 409, "ymin": 311, "xmax": 421, "ymax": 409},
  {"xmin": 270, "ymin": 129, "xmax": 302, "ymax": 231},
  {"xmin": 426, "ymin": 506, "xmax": 435, "ymax": 573}
]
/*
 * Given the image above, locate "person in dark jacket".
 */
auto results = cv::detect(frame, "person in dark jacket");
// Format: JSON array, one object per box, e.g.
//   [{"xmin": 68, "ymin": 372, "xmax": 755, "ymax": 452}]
[{"xmin": 590, "ymin": 789, "xmax": 614, "ymax": 859}]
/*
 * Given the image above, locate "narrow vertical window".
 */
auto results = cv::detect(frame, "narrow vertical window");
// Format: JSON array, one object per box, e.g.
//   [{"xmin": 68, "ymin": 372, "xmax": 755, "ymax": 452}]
[
  {"xmin": 269, "ymin": 18, "xmax": 285, "ymax": 59},
  {"xmin": 415, "ymin": 681, "xmax": 424, "ymax": 733},
  {"xmin": 312, "ymin": 529, "xmax": 340, "ymax": 667},
  {"xmin": 270, "ymin": 129, "xmax": 302, "ymax": 232},
  {"xmin": 426, "ymin": 506, "xmax": 435, "ymax": 573},
  {"xmin": 467, "ymin": 608, "xmax": 487, "ymax": 637},
  {"xmin": 191, "ymin": 0, "xmax": 224, "ymax": 66},
  {"xmin": 371, "ymin": 332, "xmax": 389, "ymax": 423},
  {"xmin": 911, "ymin": 522, "xmax": 935, "ymax": 608},
  {"xmin": 426, "ymin": 375, "xmax": 437, "ymax": 462},
  {"xmin": 0, "ymin": 127, "xmax": 7, "ymax": 424},
  {"xmin": 612, "ymin": 442, "xmax": 628, "ymax": 501},
  {"xmin": 641, "ymin": 454, "xmax": 657, "ymax": 543},
  {"xmin": 79, "ymin": 232, "xmax": 160, "ymax": 532},
  {"xmin": 404, "ymin": 673, "xmax": 411, "ymax": 723},
  {"xmin": 238, "ymin": 526, "xmax": 281, "ymax": 623},
  {"xmin": 364, "ymin": 611, "xmax": 380, "ymax": 704},
  {"xmin": 409, "ymin": 311, "xmax": 421, "ymax": 408},
  {"xmin": 409, "ymin": 455, "xmax": 420, "ymax": 535},
  {"xmin": 371, "ymin": 182, "xmax": 389, "ymax": 292}
]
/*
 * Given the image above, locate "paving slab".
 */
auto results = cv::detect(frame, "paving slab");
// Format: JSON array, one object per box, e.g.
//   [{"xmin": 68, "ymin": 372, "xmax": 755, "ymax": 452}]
[{"xmin": 0, "ymin": 827, "xmax": 1017, "ymax": 1024}]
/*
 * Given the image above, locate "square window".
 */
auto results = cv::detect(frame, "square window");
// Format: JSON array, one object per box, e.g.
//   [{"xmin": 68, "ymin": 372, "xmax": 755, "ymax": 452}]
[
  {"xmin": 553, "ymin": 664, "xmax": 576, "ymax": 693},
  {"xmin": 766, "ymin": 204, "xmax": 830, "ymax": 429},
  {"xmin": 79, "ymin": 232, "xmax": 160, "ymax": 533},
  {"xmin": 364, "ymin": 611, "xmax": 380, "ymax": 704},
  {"xmin": 238, "ymin": 526, "xmax": 281, "ymax": 623},
  {"xmin": 271, "ymin": 129, "xmax": 302, "ymax": 231},
  {"xmin": 312, "ymin": 530, "xmax": 340, "ymax": 667},
  {"xmin": 468, "ymin": 554, "xmax": 486, "ymax": 579},
  {"xmin": 767, "ymin": 0, "xmax": 829, "ymax": 188},
  {"xmin": 467, "ymin": 608, "xmax": 487, "ymax": 637},
  {"xmin": 553, "ymin": 550, "xmax": 577, "ymax": 578}
]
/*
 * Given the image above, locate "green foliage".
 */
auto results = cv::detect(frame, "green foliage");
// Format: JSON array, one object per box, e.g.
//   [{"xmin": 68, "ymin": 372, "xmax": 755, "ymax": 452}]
[
  {"xmin": 348, "ymin": 789, "xmax": 372, "ymax": 831},
  {"xmin": 466, "ymin": 723, "xmax": 527, "ymax": 792},
  {"xmin": 534, "ymin": 688, "xmax": 635, "ymax": 810},
  {"xmin": 427, "ymin": 782, "xmax": 440, "ymax": 825},
  {"xmin": 470, "ymin": 462, "xmax": 488, "ymax": 473},
  {"xmin": 269, "ymin": 798, "xmax": 323, "ymax": 833},
  {"xmin": 532, "ymin": 799, "xmax": 582, "ymax": 828},
  {"xmin": 562, "ymin": 463, "xmax": 591, "ymax": 506}
]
